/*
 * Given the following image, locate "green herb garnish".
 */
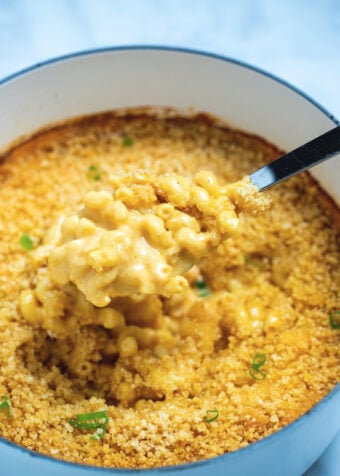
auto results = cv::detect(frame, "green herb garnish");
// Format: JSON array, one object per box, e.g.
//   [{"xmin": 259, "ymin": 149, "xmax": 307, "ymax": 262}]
[
  {"xmin": 122, "ymin": 136, "xmax": 134, "ymax": 147},
  {"xmin": 329, "ymin": 311, "xmax": 340, "ymax": 329},
  {"xmin": 196, "ymin": 278, "xmax": 211, "ymax": 298},
  {"xmin": 244, "ymin": 255, "xmax": 266, "ymax": 268},
  {"xmin": 0, "ymin": 396, "xmax": 12, "ymax": 418},
  {"xmin": 19, "ymin": 233, "xmax": 34, "ymax": 251},
  {"xmin": 69, "ymin": 410, "xmax": 109, "ymax": 440},
  {"xmin": 249, "ymin": 353, "xmax": 267, "ymax": 380},
  {"xmin": 87, "ymin": 165, "xmax": 101, "ymax": 181},
  {"xmin": 204, "ymin": 409, "xmax": 219, "ymax": 423}
]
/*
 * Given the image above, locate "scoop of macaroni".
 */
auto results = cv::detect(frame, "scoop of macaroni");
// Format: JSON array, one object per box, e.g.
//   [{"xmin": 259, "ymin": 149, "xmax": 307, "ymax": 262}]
[{"xmin": 48, "ymin": 171, "xmax": 267, "ymax": 307}]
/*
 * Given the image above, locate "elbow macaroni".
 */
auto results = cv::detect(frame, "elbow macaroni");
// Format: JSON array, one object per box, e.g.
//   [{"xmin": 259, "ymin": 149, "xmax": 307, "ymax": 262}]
[
  {"xmin": 18, "ymin": 168, "xmax": 268, "ymax": 400},
  {"xmin": 18, "ymin": 167, "xmax": 268, "ymax": 404},
  {"xmin": 48, "ymin": 171, "xmax": 267, "ymax": 307}
]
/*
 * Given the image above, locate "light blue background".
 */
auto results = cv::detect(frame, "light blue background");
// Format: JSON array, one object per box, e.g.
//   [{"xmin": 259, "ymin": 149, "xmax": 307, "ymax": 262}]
[{"xmin": 0, "ymin": 1, "xmax": 339, "ymax": 475}]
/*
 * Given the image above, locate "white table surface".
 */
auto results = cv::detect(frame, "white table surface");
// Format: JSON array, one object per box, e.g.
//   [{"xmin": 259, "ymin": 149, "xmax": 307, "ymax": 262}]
[{"xmin": 0, "ymin": 1, "xmax": 339, "ymax": 475}]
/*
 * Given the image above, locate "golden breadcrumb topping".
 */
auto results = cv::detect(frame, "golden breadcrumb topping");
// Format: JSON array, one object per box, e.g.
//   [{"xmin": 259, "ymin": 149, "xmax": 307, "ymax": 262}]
[{"xmin": 0, "ymin": 111, "xmax": 339, "ymax": 469}]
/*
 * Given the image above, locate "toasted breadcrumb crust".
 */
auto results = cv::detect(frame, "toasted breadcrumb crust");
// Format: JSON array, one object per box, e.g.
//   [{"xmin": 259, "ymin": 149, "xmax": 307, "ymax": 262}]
[{"xmin": 0, "ymin": 111, "xmax": 339, "ymax": 469}]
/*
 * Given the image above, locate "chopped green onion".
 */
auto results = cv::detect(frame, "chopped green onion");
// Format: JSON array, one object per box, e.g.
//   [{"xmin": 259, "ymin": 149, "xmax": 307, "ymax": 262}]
[
  {"xmin": 90, "ymin": 416, "xmax": 109, "ymax": 441},
  {"xmin": 87, "ymin": 165, "xmax": 101, "ymax": 181},
  {"xmin": 75, "ymin": 410, "xmax": 107, "ymax": 422},
  {"xmin": 122, "ymin": 136, "xmax": 134, "ymax": 147},
  {"xmin": 19, "ymin": 233, "xmax": 34, "ymax": 251},
  {"xmin": 329, "ymin": 311, "xmax": 340, "ymax": 329},
  {"xmin": 249, "ymin": 353, "xmax": 267, "ymax": 380},
  {"xmin": 69, "ymin": 410, "xmax": 109, "ymax": 440},
  {"xmin": 91, "ymin": 426, "xmax": 107, "ymax": 441},
  {"xmin": 251, "ymin": 353, "xmax": 267, "ymax": 369},
  {"xmin": 204, "ymin": 409, "xmax": 219, "ymax": 423},
  {"xmin": 196, "ymin": 278, "xmax": 211, "ymax": 298},
  {"xmin": 0, "ymin": 396, "xmax": 12, "ymax": 418},
  {"xmin": 70, "ymin": 420, "xmax": 104, "ymax": 430},
  {"xmin": 249, "ymin": 369, "xmax": 266, "ymax": 381},
  {"xmin": 244, "ymin": 255, "xmax": 265, "ymax": 268}
]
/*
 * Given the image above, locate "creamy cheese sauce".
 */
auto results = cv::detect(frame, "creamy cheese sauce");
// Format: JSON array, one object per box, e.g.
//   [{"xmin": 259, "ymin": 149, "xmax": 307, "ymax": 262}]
[{"xmin": 47, "ymin": 171, "xmax": 267, "ymax": 306}]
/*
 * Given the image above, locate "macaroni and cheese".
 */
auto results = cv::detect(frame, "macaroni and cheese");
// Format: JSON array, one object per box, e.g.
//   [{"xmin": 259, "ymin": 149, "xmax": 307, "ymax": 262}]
[
  {"xmin": 47, "ymin": 172, "xmax": 267, "ymax": 306},
  {"xmin": 0, "ymin": 111, "xmax": 338, "ymax": 469}
]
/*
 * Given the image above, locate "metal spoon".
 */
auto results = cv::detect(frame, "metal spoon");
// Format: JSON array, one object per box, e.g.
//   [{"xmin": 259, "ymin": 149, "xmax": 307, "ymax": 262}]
[{"xmin": 250, "ymin": 126, "xmax": 340, "ymax": 191}]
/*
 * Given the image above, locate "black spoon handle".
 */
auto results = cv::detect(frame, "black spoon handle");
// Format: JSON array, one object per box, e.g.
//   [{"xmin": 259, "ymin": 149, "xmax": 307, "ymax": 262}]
[{"xmin": 250, "ymin": 126, "xmax": 340, "ymax": 191}]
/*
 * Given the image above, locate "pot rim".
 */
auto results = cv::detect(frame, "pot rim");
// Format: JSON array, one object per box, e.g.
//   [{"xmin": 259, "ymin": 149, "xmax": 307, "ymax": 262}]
[{"xmin": 0, "ymin": 45, "xmax": 339, "ymax": 127}]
